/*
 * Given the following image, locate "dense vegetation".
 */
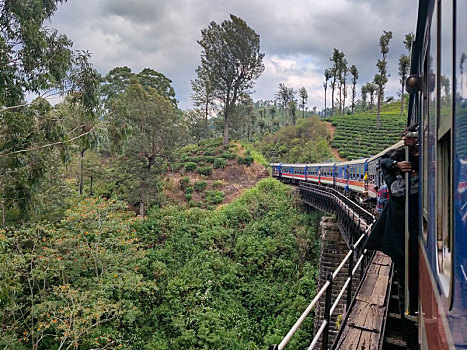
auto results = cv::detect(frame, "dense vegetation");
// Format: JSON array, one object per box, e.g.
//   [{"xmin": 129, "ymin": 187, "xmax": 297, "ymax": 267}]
[
  {"xmin": 327, "ymin": 101, "xmax": 406, "ymax": 159},
  {"xmin": 256, "ymin": 116, "xmax": 334, "ymax": 163},
  {"xmin": 1, "ymin": 179, "xmax": 321, "ymax": 349}
]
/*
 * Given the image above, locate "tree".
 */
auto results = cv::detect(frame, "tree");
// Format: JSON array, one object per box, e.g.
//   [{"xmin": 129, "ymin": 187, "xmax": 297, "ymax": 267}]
[
  {"xmin": 109, "ymin": 83, "xmax": 184, "ymax": 216},
  {"xmin": 191, "ymin": 66, "xmax": 216, "ymax": 133},
  {"xmin": 339, "ymin": 57, "xmax": 348, "ymax": 114},
  {"xmin": 374, "ymin": 30, "xmax": 393, "ymax": 128},
  {"xmin": 0, "ymin": 1, "xmax": 100, "ymax": 223},
  {"xmin": 323, "ymin": 69, "xmax": 332, "ymax": 117},
  {"xmin": 361, "ymin": 84, "xmax": 368, "ymax": 110},
  {"xmin": 289, "ymin": 100, "xmax": 297, "ymax": 126},
  {"xmin": 102, "ymin": 67, "xmax": 177, "ymax": 108},
  {"xmin": 398, "ymin": 55, "xmax": 410, "ymax": 116},
  {"xmin": 298, "ymin": 87, "xmax": 308, "ymax": 118},
  {"xmin": 275, "ymin": 83, "xmax": 295, "ymax": 125},
  {"xmin": 366, "ymin": 82, "xmax": 377, "ymax": 108},
  {"xmin": 399, "ymin": 32, "xmax": 414, "ymax": 116},
  {"xmin": 330, "ymin": 49, "xmax": 344, "ymax": 116},
  {"xmin": 197, "ymin": 15, "xmax": 265, "ymax": 146},
  {"xmin": 350, "ymin": 65, "xmax": 359, "ymax": 114}
]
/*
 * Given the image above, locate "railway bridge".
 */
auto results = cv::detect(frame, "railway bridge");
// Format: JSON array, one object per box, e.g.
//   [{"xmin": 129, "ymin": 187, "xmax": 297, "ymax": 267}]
[{"xmin": 269, "ymin": 182, "xmax": 405, "ymax": 350}]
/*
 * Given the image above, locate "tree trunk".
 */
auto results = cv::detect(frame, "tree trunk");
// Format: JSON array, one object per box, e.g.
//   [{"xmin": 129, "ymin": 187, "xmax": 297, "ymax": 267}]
[
  {"xmin": 1, "ymin": 197, "xmax": 5, "ymax": 228},
  {"xmin": 377, "ymin": 87, "xmax": 382, "ymax": 129},
  {"xmin": 331, "ymin": 84, "xmax": 335, "ymax": 117},
  {"xmin": 139, "ymin": 183, "xmax": 145, "ymax": 218},
  {"xmin": 400, "ymin": 83, "xmax": 405, "ymax": 116},
  {"xmin": 223, "ymin": 106, "xmax": 229, "ymax": 147},
  {"xmin": 324, "ymin": 86, "xmax": 327, "ymax": 117},
  {"xmin": 339, "ymin": 83, "xmax": 342, "ymax": 115},
  {"xmin": 79, "ymin": 148, "xmax": 86, "ymax": 195},
  {"xmin": 342, "ymin": 82, "xmax": 346, "ymax": 114},
  {"xmin": 89, "ymin": 176, "xmax": 93, "ymax": 196}
]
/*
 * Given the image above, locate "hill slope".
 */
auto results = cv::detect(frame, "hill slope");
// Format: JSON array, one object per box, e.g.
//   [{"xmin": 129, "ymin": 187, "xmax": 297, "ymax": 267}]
[{"xmin": 327, "ymin": 102, "xmax": 406, "ymax": 159}]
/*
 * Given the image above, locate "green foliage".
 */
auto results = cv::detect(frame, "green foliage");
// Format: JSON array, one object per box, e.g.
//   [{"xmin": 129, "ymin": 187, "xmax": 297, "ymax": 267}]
[
  {"xmin": 0, "ymin": 198, "xmax": 156, "ymax": 349},
  {"xmin": 204, "ymin": 190, "xmax": 225, "ymax": 205},
  {"xmin": 257, "ymin": 116, "xmax": 333, "ymax": 163},
  {"xmin": 197, "ymin": 166, "xmax": 212, "ymax": 176},
  {"xmin": 184, "ymin": 162, "xmax": 197, "ymax": 172},
  {"xmin": 180, "ymin": 176, "xmax": 191, "ymax": 189},
  {"xmin": 185, "ymin": 186, "xmax": 194, "ymax": 195},
  {"xmin": 194, "ymin": 181, "xmax": 208, "ymax": 192},
  {"xmin": 213, "ymin": 180, "xmax": 225, "ymax": 189},
  {"xmin": 213, "ymin": 158, "xmax": 227, "ymax": 169}
]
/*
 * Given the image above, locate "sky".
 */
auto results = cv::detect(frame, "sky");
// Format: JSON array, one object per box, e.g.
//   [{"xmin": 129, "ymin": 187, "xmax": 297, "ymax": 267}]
[{"xmin": 49, "ymin": 0, "xmax": 419, "ymax": 111}]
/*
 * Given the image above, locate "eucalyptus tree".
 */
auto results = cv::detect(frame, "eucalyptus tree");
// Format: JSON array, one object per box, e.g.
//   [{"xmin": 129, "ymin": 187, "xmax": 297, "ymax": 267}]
[
  {"xmin": 0, "ymin": 0, "xmax": 100, "ymax": 222},
  {"xmin": 323, "ymin": 69, "xmax": 332, "ymax": 117},
  {"xmin": 374, "ymin": 30, "xmax": 393, "ymax": 128},
  {"xmin": 197, "ymin": 15, "xmax": 265, "ymax": 146},
  {"xmin": 350, "ymin": 65, "xmax": 359, "ymax": 114},
  {"xmin": 298, "ymin": 87, "xmax": 308, "ymax": 119},
  {"xmin": 330, "ymin": 49, "xmax": 344, "ymax": 116},
  {"xmin": 289, "ymin": 100, "xmax": 297, "ymax": 126}
]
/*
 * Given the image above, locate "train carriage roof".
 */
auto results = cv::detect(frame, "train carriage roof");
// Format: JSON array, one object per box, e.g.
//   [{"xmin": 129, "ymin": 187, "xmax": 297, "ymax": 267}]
[
  {"xmin": 307, "ymin": 162, "xmax": 336, "ymax": 167},
  {"xmin": 367, "ymin": 140, "xmax": 404, "ymax": 163},
  {"xmin": 337, "ymin": 158, "xmax": 369, "ymax": 166}
]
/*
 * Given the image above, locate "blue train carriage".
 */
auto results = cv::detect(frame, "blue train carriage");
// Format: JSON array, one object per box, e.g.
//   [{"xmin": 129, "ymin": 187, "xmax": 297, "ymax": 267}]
[
  {"xmin": 270, "ymin": 163, "xmax": 281, "ymax": 178},
  {"xmin": 312, "ymin": 162, "xmax": 336, "ymax": 186},
  {"xmin": 407, "ymin": 0, "xmax": 467, "ymax": 347},
  {"xmin": 335, "ymin": 158, "xmax": 368, "ymax": 193},
  {"xmin": 366, "ymin": 140, "xmax": 405, "ymax": 198},
  {"xmin": 273, "ymin": 163, "xmax": 307, "ymax": 184}
]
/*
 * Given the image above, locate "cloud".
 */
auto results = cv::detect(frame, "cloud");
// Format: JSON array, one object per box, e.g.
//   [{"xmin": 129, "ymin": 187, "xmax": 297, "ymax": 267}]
[{"xmin": 50, "ymin": 0, "xmax": 418, "ymax": 110}]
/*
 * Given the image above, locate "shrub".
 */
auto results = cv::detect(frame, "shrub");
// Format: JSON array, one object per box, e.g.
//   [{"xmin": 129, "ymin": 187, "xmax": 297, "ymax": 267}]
[
  {"xmin": 185, "ymin": 193, "xmax": 192, "ymax": 201},
  {"xmin": 213, "ymin": 158, "xmax": 227, "ymax": 169},
  {"xmin": 184, "ymin": 162, "xmax": 197, "ymax": 172},
  {"xmin": 213, "ymin": 180, "xmax": 224, "ymax": 189},
  {"xmin": 194, "ymin": 181, "xmax": 207, "ymax": 192},
  {"xmin": 197, "ymin": 166, "xmax": 212, "ymax": 176},
  {"xmin": 238, "ymin": 151, "xmax": 253, "ymax": 166},
  {"xmin": 221, "ymin": 151, "xmax": 236, "ymax": 160},
  {"xmin": 180, "ymin": 177, "xmax": 190, "ymax": 189},
  {"xmin": 205, "ymin": 190, "xmax": 224, "ymax": 205},
  {"xmin": 185, "ymin": 186, "xmax": 194, "ymax": 194},
  {"xmin": 205, "ymin": 156, "xmax": 216, "ymax": 163}
]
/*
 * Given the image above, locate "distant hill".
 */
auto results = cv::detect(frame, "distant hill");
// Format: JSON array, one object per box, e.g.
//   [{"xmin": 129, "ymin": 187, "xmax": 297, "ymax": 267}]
[{"xmin": 327, "ymin": 102, "xmax": 406, "ymax": 160}]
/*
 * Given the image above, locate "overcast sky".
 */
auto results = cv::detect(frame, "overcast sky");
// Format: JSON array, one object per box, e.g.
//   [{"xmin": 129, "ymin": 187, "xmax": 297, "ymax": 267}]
[{"xmin": 50, "ymin": 0, "xmax": 419, "ymax": 111}]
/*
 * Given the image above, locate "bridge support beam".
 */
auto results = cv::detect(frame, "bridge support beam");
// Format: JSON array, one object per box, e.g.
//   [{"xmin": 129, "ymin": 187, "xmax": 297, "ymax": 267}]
[{"xmin": 314, "ymin": 216, "xmax": 356, "ymax": 349}]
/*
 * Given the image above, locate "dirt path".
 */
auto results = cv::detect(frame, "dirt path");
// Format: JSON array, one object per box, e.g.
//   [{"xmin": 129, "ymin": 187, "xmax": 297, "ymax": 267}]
[{"xmin": 325, "ymin": 121, "xmax": 345, "ymax": 161}]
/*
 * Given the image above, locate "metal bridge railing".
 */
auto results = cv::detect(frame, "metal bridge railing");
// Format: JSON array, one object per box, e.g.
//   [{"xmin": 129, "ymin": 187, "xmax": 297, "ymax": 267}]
[{"xmin": 269, "ymin": 183, "xmax": 375, "ymax": 350}]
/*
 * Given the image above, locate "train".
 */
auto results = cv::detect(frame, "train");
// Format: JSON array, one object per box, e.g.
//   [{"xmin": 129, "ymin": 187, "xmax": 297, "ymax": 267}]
[{"xmin": 272, "ymin": 0, "xmax": 467, "ymax": 348}]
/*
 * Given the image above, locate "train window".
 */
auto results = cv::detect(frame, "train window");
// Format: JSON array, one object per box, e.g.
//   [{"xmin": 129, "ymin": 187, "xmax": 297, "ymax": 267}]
[{"xmin": 437, "ymin": 132, "xmax": 452, "ymax": 295}]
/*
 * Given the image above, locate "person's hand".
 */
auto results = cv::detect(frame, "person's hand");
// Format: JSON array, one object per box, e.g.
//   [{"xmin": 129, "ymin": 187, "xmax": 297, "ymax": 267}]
[
  {"xmin": 403, "ymin": 136, "xmax": 417, "ymax": 147},
  {"xmin": 397, "ymin": 161, "xmax": 412, "ymax": 172}
]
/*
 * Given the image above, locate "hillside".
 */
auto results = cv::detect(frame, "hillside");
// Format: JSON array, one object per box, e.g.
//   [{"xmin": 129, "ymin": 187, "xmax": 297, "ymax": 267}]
[
  {"xmin": 164, "ymin": 138, "xmax": 268, "ymax": 209},
  {"xmin": 327, "ymin": 102, "xmax": 407, "ymax": 159}
]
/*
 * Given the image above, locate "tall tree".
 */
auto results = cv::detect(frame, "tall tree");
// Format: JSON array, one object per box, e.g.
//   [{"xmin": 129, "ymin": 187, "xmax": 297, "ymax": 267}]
[
  {"xmin": 374, "ymin": 30, "xmax": 393, "ymax": 128},
  {"xmin": 340, "ymin": 57, "xmax": 348, "ymax": 114},
  {"xmin": 197, "ymin": 15, "xmax": 265, "ymax": 146},
  {"xmin": 366, "ymin": 82, "xmax": 377, "ymax": 108},
  {"xmin": 361, "ymin": 84, "xmax": 368, "ymax": 110},
  {"xmin": 298, "ymin": 87, "xmax": 308, "ymax": 118},
  {"xmin": 275, "ymin": 83, "xmax": 295, "ymax": 125},
  {"xmin": 399, "ymin": 32, "xmax": 414, "ymax": 116},
  {"xmin": 323, "ymin": 69, "xmax": 332, "ymax": 117},
  {"xmin": 109, "ymin": 84, "xmax": 184, "ymax": 216},
  {"xmin": 289, "ymin": 100, "xmax": 297, "ymax": 126},
  {"xmin": 330, "ymin": 49, "xmax": 344, "ymax": 116},
  {"xmin": 191, "ymin": 66, "xmax": 216, "ymax": 131},
  {"xmin": 398, "ymin": 54, "xmax": 410, "ymax": 116},
  {"xmin": 0, "ymin": 0, "xmax": 100, "ymax": 223},
  {"xmin": 350, "ymin": 65, "xmax": 359, "ymax": 114}
]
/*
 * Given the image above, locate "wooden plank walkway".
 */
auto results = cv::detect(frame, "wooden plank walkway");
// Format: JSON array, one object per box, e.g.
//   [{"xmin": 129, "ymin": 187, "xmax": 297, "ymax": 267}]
[{"xmin": 334, "ymin": 252, "xmax": 392, "ymax": 350}]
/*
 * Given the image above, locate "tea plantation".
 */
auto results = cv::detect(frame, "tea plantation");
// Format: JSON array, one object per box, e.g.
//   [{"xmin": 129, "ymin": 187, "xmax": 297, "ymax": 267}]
[{"xmin": 328, "ymin": 102, "xmax": 407, "ymax": 159}]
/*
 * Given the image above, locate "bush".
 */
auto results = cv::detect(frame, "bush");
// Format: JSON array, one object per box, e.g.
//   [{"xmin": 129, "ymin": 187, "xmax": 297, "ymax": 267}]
[
  {"xmin": 213, "ymin": 180, "xmax": 224, "ymax": 189},
  {"xmin": 213, "ymin": 158, "xmax": 227, "ymax": 169},
  {"xmin": 221, "ymin": 151, "xmax": 236, "ymax": 160},
  {"xmin": 197, "ymin": 166, "xmax": 212, "ymax": 176},
  {"xmin": 238, "ymin": 151, "xmax": 254, "ymax": 166},
  {"xmin": 205, "ymin": 190, "xmax": 224, "ymax": 205},
  {"xmin": 184, "ymin": 162, "xmax": 197, "ymax": 172},
  {"xmin": 180, "ymin": 177, "xmax": 190, "ymax": 189},
  {"xmin": 194, "ymin": 181, "xmax": 207, "ymax": 192},
  {"xmin": 204, "ymin": 156, "xmax": 216, "ymax": 164},
  {"xmin": 185, "ymin": 193, "xmax": 192, "ymax": 201},
  {"xmin": 185, "ymin": 186, "xmax": 194, "ymax": 194}
]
